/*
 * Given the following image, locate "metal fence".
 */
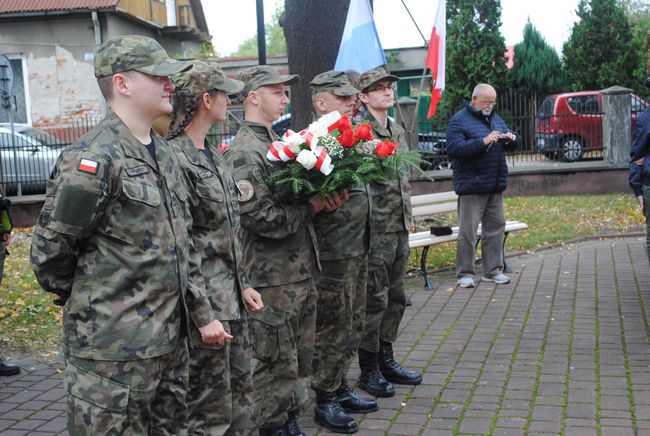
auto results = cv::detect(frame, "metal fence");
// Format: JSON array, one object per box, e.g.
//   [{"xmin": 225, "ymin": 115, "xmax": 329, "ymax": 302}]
[{"xmin": 415, "ymin": 89, "xmax": 649, "ymax": 170}]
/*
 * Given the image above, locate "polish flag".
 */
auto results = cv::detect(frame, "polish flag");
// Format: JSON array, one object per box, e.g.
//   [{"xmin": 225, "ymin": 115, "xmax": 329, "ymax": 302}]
[{"xmin": 426, "ymin": 0, "xmax": 446, "ymax": 119}]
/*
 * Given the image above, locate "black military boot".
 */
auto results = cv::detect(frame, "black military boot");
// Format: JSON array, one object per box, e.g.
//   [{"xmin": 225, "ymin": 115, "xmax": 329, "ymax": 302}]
[
  {"xmin": 259, "ymin": 424, "xmax": 288, "ymax": 436},
  {"xmin": 284, "ymin": 412, "xmax": 305, "ymax": 436},
  {"xmin": 0, "ymin": 360, "xmax": 20, "ymax": 377},
  {"xmin": 378, "ymin": 341, "xmax": 422, "ymax": 385},
  {"xmin": 336, "ymin": 379, "xmax": 378, "ymax": 413},
  {"xmin": 357, "ymin": 348, "xmax": 395, "ymax": 397},
  {"xmin": 314, "ymin": 391, "xmax": 358, "ymax": 433}
]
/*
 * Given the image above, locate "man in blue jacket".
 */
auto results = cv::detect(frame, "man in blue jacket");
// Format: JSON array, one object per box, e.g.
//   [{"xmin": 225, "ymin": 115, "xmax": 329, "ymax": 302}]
[
  {"xmin": 629, "ymin": 99, "xmax": 650, "ymax": 262},
  {"xmin": 446, "ymin": 84, "xmax": 519, "ymax": 288}
]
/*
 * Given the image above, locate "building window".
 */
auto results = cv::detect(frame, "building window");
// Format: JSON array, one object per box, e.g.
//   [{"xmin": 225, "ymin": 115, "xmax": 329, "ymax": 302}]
[{"xmin": 0, "ymin": 56, "xmax": 30, "ymax": 125}]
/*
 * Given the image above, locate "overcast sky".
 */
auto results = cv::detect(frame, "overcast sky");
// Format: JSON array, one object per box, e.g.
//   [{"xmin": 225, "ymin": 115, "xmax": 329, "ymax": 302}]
[{"xmin": 203, "ymin": 0, "xmax": 580, "ymax": 57}]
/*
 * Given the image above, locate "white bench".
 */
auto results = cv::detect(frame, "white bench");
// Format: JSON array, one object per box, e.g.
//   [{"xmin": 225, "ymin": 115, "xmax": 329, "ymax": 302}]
[{"xmin": 408, "ymin": 191, "xmax": 529, "ymax": 288}]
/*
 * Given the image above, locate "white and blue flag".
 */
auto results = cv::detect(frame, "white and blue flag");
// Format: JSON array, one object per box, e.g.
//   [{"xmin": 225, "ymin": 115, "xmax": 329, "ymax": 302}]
[{"xmin": 334, "ymin": 0, "xmax": 386, "ymax": 73}]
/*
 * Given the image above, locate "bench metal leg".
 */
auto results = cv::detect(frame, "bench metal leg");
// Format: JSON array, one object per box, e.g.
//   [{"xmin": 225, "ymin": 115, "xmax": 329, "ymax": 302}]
[
  {"xmin": 502, "ymin": 232, "xmax": 512, "ymax": 273},
  {"xmin": 420, "ymin": 246, "xmax": 432, "ymax": 289}
]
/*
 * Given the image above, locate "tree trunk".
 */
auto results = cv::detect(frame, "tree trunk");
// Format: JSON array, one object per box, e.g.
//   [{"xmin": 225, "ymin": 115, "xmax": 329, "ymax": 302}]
[{"xmin": 283, "ymin": 0, "xmax": 351, "ymax": 130}]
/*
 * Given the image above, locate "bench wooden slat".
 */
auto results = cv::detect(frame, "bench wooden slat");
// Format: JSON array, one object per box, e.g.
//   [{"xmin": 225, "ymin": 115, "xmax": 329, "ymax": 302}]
[
  {"xmin": 410, "ymin": 192, "xmax": 458, "ymax": 206},
  {"xmin": 412, "ymin": 202, "xmax": 458, "ymax": 217},
  {"xmin": 408, "ymin": 221, "xmax": 528, "ymax": 248}
]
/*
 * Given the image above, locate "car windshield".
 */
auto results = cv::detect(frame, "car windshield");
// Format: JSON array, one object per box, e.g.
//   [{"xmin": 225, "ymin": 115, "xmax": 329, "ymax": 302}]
[{"xmin": 538, "ymin": 98, "xmax": 555, "ymax": 119}]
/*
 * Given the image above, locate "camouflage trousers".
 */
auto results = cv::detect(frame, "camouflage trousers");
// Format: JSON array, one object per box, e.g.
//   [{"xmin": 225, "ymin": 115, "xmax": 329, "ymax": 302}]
[
  {"xmin": 187, "ymin": 319, "xmax": 252, "ymax": 436},
  {"xmin": 360, "ymin": 231, "xmax": 408, "ymax": 353},
  {"xmin": 643, "ymin": 185, "xmax": 650, "ymax": 262},
  {"xmin": 64, "ymin": 338, "xmax": 189, "ymax": 435},
  {"xmin": 311, "ymin": 255, "xmax": 368, "ymax": 393},
  {"xmin": 248, "ymin": 278, "xmax": 317, "ymax": 429}
]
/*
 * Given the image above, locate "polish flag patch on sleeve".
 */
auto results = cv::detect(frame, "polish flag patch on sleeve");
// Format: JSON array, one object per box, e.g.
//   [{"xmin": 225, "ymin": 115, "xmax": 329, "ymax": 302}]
[{"xmin": 78, "ymin": 158, "xmax": 99, "ymax": 175}]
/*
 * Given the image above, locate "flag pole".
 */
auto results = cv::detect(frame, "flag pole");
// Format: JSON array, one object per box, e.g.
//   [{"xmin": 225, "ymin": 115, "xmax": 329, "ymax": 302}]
[{"xmin": 388, "ymin": 0, "xmax": 433, "ymax": 138}]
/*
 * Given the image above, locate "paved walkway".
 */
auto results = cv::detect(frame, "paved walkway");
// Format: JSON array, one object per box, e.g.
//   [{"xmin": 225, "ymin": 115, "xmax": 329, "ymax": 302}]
[{"xmin": 2, "ymin": 236, "xmax": 650, "ymax": 435}]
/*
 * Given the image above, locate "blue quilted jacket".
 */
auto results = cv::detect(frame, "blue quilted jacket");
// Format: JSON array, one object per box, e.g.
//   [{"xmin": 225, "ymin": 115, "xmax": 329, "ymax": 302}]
[{"xmin": 445, "ymin": 102, "xmax": 518, "ymax": 195}]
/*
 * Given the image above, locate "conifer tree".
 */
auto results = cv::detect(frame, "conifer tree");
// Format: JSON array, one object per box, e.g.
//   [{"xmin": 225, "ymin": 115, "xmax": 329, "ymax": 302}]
[
  {"xmin": 512, "ymin": 21, "xmax": 567, "ymax": 96},
  {"xmin": 562, "ymin": 0, "xmax": 637, "ymax": 90}
]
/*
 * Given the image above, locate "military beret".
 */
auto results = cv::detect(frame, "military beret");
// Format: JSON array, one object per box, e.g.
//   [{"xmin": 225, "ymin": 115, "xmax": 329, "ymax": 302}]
[
  {"xmin": 173, "ymin": 60, "xmax": 244, "ymax": 95},
  {"xmin": 357, "ymin": 67, "xmax": 399, "ymax": 93},
  {"xmin": 94, "ymin": 35, "xmax": 191, "ymax": 79}
]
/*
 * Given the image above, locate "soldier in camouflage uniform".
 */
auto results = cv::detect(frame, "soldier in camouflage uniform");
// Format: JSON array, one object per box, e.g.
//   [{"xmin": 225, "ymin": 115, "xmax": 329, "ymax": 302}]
[
  {"xmin": 308, "ymin": 70, "xmax": 377, "ymax": 434},
  {"xmin": 30, "ymin": 35, "xmax": 226, "ymax": 435},
  {"xmin": 355, "ymin": 67, "xmax": 422, "ymax": 398},
  {"xmin": 167, "ymin": 60, "xmax": 264, "ymax": 436},
  {"xmin": 224, "ymin": 65, "xmax": 345, "ymax": 436}
]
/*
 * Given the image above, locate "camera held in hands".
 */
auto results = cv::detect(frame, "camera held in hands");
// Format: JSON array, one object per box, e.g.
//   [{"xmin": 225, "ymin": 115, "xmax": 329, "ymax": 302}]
[{"xmin": 498, "ymin": 133, "xmax": 509, "ymax": 140}]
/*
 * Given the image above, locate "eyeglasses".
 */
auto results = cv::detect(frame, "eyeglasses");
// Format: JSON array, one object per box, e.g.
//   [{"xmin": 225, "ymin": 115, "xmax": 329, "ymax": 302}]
[
  {"xmin": 479, "ymin": 99, "xmax": 497, "ymax": 106},
  {"xmin": 367, "ymin": 84, "xmax": 395, "ymax": 93}
]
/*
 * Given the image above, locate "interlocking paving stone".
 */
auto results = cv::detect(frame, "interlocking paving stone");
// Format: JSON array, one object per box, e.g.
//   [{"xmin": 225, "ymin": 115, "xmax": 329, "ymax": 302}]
[{"xmin": 4, "ymin": 237, "xmax": 650, "ymax": 435}]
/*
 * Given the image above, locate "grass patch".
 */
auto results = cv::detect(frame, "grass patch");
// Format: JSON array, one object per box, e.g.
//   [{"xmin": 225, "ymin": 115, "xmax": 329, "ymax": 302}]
[
  {"xmin": 0, "ymin": 227, "xmax": 62, "ymax": 354},
  {"xmin": 409, "ymin": 193, "xmax": 643, "ymax": 270},
  {"xmin": 0, "ymin": 193, "xmax": 644, "ymax": 354}
]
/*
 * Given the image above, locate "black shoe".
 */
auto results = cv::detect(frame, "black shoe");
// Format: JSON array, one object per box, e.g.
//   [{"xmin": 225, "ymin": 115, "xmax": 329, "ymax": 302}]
[
  {"xmin": 259, "ymin": 424, "xmax": 288, "ymax": 436},
  {"xmin": 378, "ymin": 341, "xmax": 422, "ymax": 385},
  {"xmin": 357, "ymin": 348, "xmax": 395, "ymax": 397},
  {"xmin": 314, "ymin": 391, "xmax": 358, "ymax": 433},
  {"xmin": 284, "ymin": 413, "xmax": 305, "ymax": 436},
  {"xmin": 336, "ymin": 379, "xmax": 378, "ymax": 413},
  {"xmin": 0, "ymin": 360, "xmax": 20, "ymax": 377}
]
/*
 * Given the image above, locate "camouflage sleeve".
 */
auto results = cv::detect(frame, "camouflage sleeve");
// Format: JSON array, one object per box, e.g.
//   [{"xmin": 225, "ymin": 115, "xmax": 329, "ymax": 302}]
[
  {"xmin": 176, "ymin": 158, "xmax": 215, "ymax": 329},
  {"xmin": 30, "ymin": 149, "xmax": 110, "ymax": 303},
  {"xmin": 227, "ymin": 150, "xmax": 316, "ymax": 239}
]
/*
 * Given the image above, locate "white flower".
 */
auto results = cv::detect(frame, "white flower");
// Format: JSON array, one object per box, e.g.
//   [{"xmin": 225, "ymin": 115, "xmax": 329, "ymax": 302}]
[
  {"xmin": 296, "ymin": 149, "xmax": 318, "ymax": 170},
  {"xmin": 282, "ymin": 130, "xmax": 305, "ymax": 154}
]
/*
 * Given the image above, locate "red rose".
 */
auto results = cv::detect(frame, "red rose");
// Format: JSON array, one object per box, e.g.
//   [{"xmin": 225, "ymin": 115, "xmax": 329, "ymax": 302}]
[
  {"xmin": 375, "ymin": 140, "xmax": 398, "ymax": 158},
  {"xmin": 338, "ymin": 128, "xmax": 356, "ymax": 147},
  {"xmin": 337, "ymin": 115, "xmax": 353, "ymax": 132},
  {"xmin": 355, "ymin": 123, "xmax": 374, "ymax": 141}
]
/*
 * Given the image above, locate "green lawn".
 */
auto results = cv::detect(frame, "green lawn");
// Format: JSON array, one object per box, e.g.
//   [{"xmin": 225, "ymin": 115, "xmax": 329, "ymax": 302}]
[{"xmin": 0, "ymin": 193, "xmax": 644, "ymax": 353}]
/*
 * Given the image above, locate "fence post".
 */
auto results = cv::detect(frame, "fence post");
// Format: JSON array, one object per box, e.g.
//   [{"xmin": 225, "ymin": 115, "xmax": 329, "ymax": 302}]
[
  {"xmin": 395, "ymin": 97, "xmax": 418, "ymax": 151},
  {"xmin": 601, "ymin": 86, "xmax": 632, "ymax": 165}
]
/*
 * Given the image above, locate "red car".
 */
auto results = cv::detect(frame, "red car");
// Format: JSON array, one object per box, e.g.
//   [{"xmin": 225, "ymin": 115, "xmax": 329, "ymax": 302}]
[{"xmin": 535, "ymin": 91, "xmax": 648, "ymax": 162}]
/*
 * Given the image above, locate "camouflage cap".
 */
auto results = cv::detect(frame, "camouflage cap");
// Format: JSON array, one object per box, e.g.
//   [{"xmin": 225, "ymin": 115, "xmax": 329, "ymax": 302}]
[
  {"xmin": 310, "ymin": 70, "xmax": 359, "ymax": 96},
  {"xmin": 238, "ymin": 65, "xmax": 298, "ymax": 99},
  {"xmin": 94, "ymin": 35, "xmax": 191, "ymax": 79},
  {"xmin": 173, "ymin": 60, "xmax": 244, "ymax": 95},
  {"xmin": 357, "ymin": 67, "xmax": 399, "ymax": 93}
]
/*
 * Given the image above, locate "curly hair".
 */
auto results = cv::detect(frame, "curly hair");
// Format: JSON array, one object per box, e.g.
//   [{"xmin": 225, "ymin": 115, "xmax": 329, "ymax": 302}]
[{"xmin": 167, "ymin": 89, "xmax": 218, "ymax": 140}]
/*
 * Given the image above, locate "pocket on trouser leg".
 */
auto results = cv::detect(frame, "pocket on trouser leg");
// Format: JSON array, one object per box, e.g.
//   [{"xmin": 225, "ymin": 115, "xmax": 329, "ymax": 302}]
[
  {"xmin": 248, "ymin": 316, "xmax": 281, "ymax": 363},
  {"xmin": 64, "ymin": 363, "xmax": 129, "ymax": 435}
]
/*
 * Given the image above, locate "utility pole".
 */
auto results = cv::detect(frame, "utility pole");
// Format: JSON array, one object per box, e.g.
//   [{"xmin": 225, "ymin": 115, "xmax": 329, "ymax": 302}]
[{"xmin": 256, "ymin": 0, "xmax": 267, "ymax": 65}]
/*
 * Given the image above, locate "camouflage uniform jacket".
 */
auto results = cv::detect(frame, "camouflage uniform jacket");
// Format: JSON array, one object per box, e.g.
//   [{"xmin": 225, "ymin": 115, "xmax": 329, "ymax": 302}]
[
  {"xmin": 313, "ymin": 182, "xmax": 370, "ymax": 261},
  {"xmin": 365, "ymin": 113, "xmax": 412, "ymax": 234},
  {"xmin": 224, "ymin": 120, "xmax": 319, "ymax": 287},
  {"xmin": 170, "ymin": 133, "xmax": 251, "ymax": 323},
  {"xmin": 30, "ymin": 112, "xmax": 215, "ymax": 361}
]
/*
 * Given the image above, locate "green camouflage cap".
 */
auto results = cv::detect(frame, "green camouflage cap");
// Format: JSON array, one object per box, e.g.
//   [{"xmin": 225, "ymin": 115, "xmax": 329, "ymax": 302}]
[
  {"xmin": 238, "ymin": 65, "xmax": 298, "ymax": 99},
  {"xmin": 94, "ymin": 35, "xmax": 191, "ymax": 79},
  {"xmin": 173, "ymin": 60, "xmax": 244, "ymax": 95},
  {"xmin": 357, "ymin": 67, "xmax": 399, "ymax": 93},
  {"xmin": 310, "ymin": 70, "xmax": 360, "ymax": 96}
]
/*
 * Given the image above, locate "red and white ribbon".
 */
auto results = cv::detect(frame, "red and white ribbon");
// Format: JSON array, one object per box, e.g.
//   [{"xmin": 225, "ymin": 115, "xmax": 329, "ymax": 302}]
[
  {"xmin": 267, "ymin": 140, "xmax": 297, "ymax": 162},
  {"xmin": 313, "ymin": 147, "xmax": 334, "ymax": 175}
]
